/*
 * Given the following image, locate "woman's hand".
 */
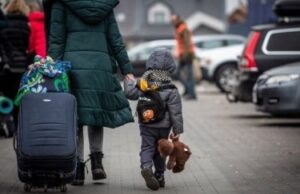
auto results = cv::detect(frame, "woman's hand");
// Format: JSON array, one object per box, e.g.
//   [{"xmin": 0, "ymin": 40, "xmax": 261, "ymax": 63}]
[{"xmin": 125, "ymin": 73, "xmax": 135, "ymax": 81}]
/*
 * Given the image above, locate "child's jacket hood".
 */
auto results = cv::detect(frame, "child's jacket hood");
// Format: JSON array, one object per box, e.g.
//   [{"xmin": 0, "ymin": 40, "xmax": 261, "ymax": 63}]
[
  {"xmin": 59, "ymin": 0, "xmax": 119, "ymax": 24},
  {"xmin": 146, "ymin": 48, "xmax": 176, "ymax": 74}
]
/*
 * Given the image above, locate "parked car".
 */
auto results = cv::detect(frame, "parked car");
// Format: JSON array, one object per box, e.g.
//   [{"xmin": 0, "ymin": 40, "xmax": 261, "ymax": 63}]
[
  {"xmin": 128, "ymin": 40, "xmax": 175, "ymax": 77},
  {"xmin": 253, "ymin": 62, "xmax": 300, "ymax": 115},
  {"xmin": 193, "ymin": 34, "xmax": 245, "ymax": 50},
  {"xmin": 227, "ymin": 0, "xmax": 300, "ymax": 102},
  {"xmin": 196, "ymin": 44, "xmax": 244, "ymax": 93},
  {"xmin": 128, "ymin": 35, "xmax": 245, "ymax": 77}
]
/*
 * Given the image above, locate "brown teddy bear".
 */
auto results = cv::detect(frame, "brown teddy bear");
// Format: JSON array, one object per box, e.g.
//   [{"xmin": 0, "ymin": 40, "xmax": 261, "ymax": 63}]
[{"xmin": 158, "ymin": 135, "xmax": 191, "ymax": 173}]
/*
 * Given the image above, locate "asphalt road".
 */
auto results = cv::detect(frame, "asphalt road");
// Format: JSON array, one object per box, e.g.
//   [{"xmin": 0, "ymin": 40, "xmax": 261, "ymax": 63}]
[{"xmin": 0, "ymin": 82, "xmax": 299, "ymax": 194}]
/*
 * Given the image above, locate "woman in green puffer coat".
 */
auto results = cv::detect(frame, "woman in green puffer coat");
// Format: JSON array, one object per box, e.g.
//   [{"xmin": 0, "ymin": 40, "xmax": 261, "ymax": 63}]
[{"xmin": 46, "ymin": 0, "xmax": 134, "ymax": 185}]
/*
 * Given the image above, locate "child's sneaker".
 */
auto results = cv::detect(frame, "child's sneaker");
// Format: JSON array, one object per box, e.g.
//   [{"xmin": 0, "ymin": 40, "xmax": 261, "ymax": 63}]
[
  {"xmin": 141, "ymin": 167, "xmax": 160, "ymax": 190},
  {"xmin": 155, "ymin": 172, "xmax": 165, "ymax": 188}
]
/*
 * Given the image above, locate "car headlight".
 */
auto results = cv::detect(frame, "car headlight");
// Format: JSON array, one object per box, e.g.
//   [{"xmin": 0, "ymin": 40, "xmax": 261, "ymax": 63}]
[{"xmin": 266, "ymin": 74, "xmax": 300, "ymax": 85}]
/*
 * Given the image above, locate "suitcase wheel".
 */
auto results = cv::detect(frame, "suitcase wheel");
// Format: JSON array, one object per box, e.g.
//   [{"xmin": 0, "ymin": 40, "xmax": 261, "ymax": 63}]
[
  {"xmin": 60, "ymin": 185, "xmax": 67, "ymax": 193},
  {"xmin": 24, "ymin": 184, "xmax": 32, "ymax": 192}
]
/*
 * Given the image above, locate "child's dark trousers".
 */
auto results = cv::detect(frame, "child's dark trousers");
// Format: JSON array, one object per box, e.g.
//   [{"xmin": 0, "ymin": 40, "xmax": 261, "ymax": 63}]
[{"xmin": 140, "ymin": 126, "xmax": 171, "ymax": 174}]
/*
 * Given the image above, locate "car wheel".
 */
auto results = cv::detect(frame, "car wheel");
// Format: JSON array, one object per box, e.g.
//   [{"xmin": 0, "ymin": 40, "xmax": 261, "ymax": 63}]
[{"xmin": 215, "ymin": 63, "xmax": 238, "ymax": 93}]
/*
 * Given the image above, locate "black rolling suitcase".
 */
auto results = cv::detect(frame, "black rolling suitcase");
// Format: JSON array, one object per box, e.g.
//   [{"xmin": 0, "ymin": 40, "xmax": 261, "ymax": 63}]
[{"xmin": 15, "ymin": 93, "xmax": 77, "ymax": 192}]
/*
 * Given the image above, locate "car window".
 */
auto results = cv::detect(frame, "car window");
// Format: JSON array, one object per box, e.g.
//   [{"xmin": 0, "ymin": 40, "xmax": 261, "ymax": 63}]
[
  {"xmin": 195, "ymin": 41, "xmax": 203, "ymax": 49},
  {"xmin": 138, "ymin": 48, "xmax": 153, "ymax": 61},
  {"xmin": 266, "ymin": 30, "xmax": 300, "ymax": 52},
  {"xmin": 131, "ymin": 45, "xmax": 174, "ymax": 61},
  {"xmin": 200, "ymin": 40, "xmax": 225, "ymax": 49},
  {"xmin": 147, "ymin": 46, "xmax": 174, "ymax": 58},
  {"xmin": 164, "ymin": 46, "xmax": 173, "ymax": 50},
  {"xmin": 159, "ymin": 46, "xmax": 174, "ymax": 52},
  {"xmin": 226, "ymin": 39, "xmax": 244, "ymax": 46},
  {"xmin": 128, "ymin": 44, "xmax": 148, "ymax": 59}
]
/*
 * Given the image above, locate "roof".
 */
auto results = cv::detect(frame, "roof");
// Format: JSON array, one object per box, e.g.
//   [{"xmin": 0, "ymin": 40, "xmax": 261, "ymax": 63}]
[{"xmin": 116, "ymin": 0, "xmax": 226, "ymax": 40}]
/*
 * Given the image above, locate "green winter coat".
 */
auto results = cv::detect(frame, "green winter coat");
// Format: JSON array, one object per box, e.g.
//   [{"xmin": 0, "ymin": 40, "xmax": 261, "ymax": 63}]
[{"xmin": 47, "ymin": 0, "xmax": 134, "ymax": 128}]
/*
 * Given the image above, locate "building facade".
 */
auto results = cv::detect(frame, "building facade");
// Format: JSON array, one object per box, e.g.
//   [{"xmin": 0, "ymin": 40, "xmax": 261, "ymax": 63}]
[
  {"xmin": 227, "ymin": 0, "xmax": 277, "ymax": 36},
  {"xmin": 1, "ymin": 0, "xmax": 227, "ymax": 45},
  {"xmin": 115, "ymin": 0, "xmax": 226, "ymax": 45}
]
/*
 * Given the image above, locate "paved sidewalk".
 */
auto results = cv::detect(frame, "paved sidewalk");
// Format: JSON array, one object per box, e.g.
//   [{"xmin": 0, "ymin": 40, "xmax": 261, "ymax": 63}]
[{"xmin": 0, "ymin": 83, "xmax": 300, "ymax": 194}]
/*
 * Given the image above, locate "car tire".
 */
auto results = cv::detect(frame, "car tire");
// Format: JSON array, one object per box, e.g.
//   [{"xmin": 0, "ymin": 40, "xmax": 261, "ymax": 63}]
[{"xmin": 215, "ymin": 63, "xmax": 238, "ymax": 93}]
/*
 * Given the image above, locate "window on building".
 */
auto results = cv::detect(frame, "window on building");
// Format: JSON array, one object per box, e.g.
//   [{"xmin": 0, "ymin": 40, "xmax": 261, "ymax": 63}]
[{"xmin": 148, "ymin": 2, "xmax": 171, "ymax": 25}]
